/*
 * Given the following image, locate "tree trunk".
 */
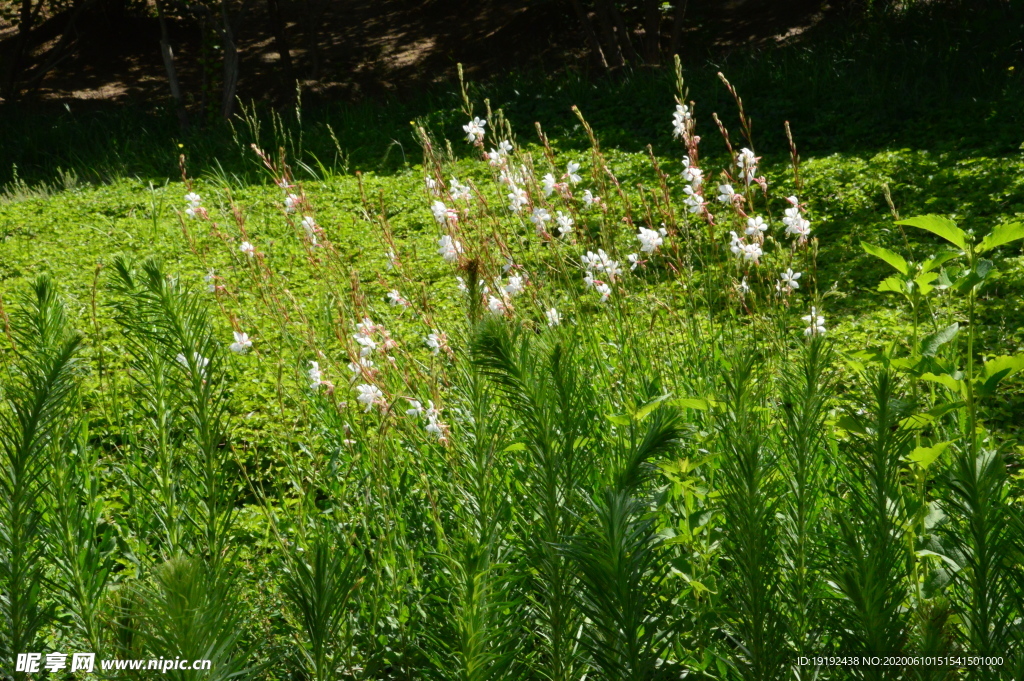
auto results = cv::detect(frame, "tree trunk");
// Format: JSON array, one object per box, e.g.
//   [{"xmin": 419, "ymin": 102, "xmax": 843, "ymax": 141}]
[
  {"xmin": 597, "ymin": 0, "xmax": 640, "ymax": 65},
  {"xmin": 593, "ymin": 0, "xmax": 624, "ymax": 68},
  {"xmin": 265, "ymin": 0, "xmax": 296, "ymax": 94},
  {"xmin": 220, "ymin": 0, "xmax": 240, "ymax": 119},
  {"xmin": 643, "ymin": 0, "xmax": 661, "ymax": 65},
  {"xmin": 155, "ymin": 0, "xmax": 189, "ymax": 131},
  {"xmin": 567, "ymin": 0, "xmax": 608, "ymax": 69},
  {"xmin": 2, "ymin": 0, "xmax": 37, "ymax": 99},
  {"xmin": 668, "ymin": 0, "xmax": 687, "ymax": 60}
]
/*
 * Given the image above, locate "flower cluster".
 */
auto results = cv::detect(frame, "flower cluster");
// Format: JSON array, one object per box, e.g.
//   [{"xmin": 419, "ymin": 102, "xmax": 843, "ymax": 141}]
[
  {"xmin": 406, "ymin": 399, "xmax": 448, "ymax": 442},
  {"xmin": 783, "ymin": 196, "xmax": 812, "ymax": 242},
  {"xmin": 184, "ymin": 192, "xmax": 206, "ymax": 219}
]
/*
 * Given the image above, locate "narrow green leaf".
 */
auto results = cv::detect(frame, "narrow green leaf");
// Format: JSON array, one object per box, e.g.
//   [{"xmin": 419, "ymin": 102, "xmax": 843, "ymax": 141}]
[
  {"xmin": 897, "ymin": 215, "xmax": 968, "ymax": 250},
  {"xmin": 502, "ymin": 442, "xmax": 528, "ymax": 452},
  {"xmin": 862, "ymin": 242, "xmax": 909, "ymax": 274},
  {"xmin": 919, "ymin": 323, "xmax": 958, "ymax": 357},
  {"xmin": 672, "ymin": 397, "xmax": 710, "ymax": 411},
  {"xmin": 605, "ymin": 413, "xmax": 631, "ymax": 426},
  {"xmin": 836, "ymin": 414, "xmax": 868, "ymax": 435},
  {"xmin": 977, "ymin": 221, "xmax": 1024, "ymax": 253}
]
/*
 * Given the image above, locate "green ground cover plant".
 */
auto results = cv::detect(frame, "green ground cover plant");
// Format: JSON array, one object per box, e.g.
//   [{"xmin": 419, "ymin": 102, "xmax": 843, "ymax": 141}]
[{"xmin": 2, "ymin": 5, "xmax": 1024, "ymax": 677}]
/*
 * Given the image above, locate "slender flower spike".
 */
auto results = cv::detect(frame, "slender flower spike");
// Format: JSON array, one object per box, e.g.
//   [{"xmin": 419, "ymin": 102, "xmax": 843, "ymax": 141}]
[
  {"xmin": 735, "ymin": 147, "xmax": 759, "ymax": 183},
  {"xmin": 566, "ymin": 161, "xmax": 582, "ymax": 185},
  {"xmin": 545, "ymin": 307, "xmax": 561, "ymax": 327},
  {"xmin": 229, "ymin": 331, "xmax": 252, "ymax": 354},
  {"xmin": 463, "ymin": 117, "xmax": 486, "ymax": 144},
  {"xmin": 637, "ymin": 227, "xmax": 664, "ymax": 254},
  {"xmin": 672, "ymin": 103, "xmax": 692, "ymax": 138},
  {"xmin": 240, "ymin": 241, "xmax": 255, "ymax": 257},
  {"xmin": 308, "ymin": 361, "xmax": 322, "ymax": 389},
  {"xmin": 355, "ymin": 383, "xmax": 384, "ymax": 412},
  {"xmin": 802, "ymin": 307, "xmax": 826, "ymax": 336},
  {"xmin": 780, "ymin": 268, "xmax": 802, "ymax": 290},
  {"xmin": 437, "ymin": 235, "xmax": 463, "ymax": 263}
]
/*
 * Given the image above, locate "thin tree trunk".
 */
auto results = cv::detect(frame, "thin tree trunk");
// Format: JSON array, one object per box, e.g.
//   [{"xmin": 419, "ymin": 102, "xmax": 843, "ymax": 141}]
[
  {"xmin": 220, "ymin": 0, "xmax": 240, "ymax": 120},
  {"xmin": 2, "ymin": 0, "xmax": 37, "ymax": 98},
  {"xmin": 643, "ymin": 0, "xmax": 661, "ymax": 64},
  {"xmin": 597, "ymin": 0, "xmax": 640, "ymax": 65},
  {"xmin": 567, "ymin": 0, "xmax": 608, "ymax": 69},
  {"xmin": 155, "ymin": 0, "xmax": 189, "ymax": 131},
  {"xmin": 265, "ymin": 0, "xmax": 296, "ymax": 94},
  {"xmin": 593, "ymin": 0, "xmax": 624, "ymax": 68},
  {"xmin": 668, "ymin": 0, "xmax": 687, "ymax": 60}
]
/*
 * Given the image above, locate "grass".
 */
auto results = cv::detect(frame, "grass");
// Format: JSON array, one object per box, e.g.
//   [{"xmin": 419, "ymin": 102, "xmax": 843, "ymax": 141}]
[{"xmin": 1, "ymin": 2, "xmax": 1024, "ymax": 679}]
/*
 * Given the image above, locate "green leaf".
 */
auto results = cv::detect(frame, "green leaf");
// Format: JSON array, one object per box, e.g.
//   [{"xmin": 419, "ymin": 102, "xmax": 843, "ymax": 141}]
[
  {"xmin": 634, "ymin": 393, "xmax": 670, "ymax": 421},
  {"xmin": 976, "ymin": 369, "xmax": 1012, "ymax": 397},
  {"xmin": 605, "ymin": 413, "xmax": 631, "ymax": 426},
  {"xmin": 919, "ymin": 323, "xmax": 959, "ymax": 357},
  {"xmin": 836, "ymin": 414, "xmax": 868, "ymax": 435},
  {"xmin": 503, "ymin": 442, "xmax": 528, "ymax": 452},
  {"xmin": 862, "ymin": 242, "xmax": 909, "ymax": 274},
  {"xmin": 897, "ymin": 215, "xmax": 968, "ymax": 251},
  {"xmin": 977, "ymin": 221, "xmax": 1024, "ymax": 253},
  {"xmin": 920, "ymin": 372, "xmax": 965, "ymax": 394},
  {"xmin": 907, "ymin": 441, "xmax": 952, "ymax": 469},
  {"xmin": 877, "ymin": 276, "xmax": 906, "ymax": 295},
  {"xmin": 920, "ymin": 249, "xmax": 963, "ymax": 273},
  {"xmin": 914, "ymin": 271, "xmax": 939, "ymax": 296},
  {"xmin": 672, "ymin": 397, "xmax": 710, "ymax": 411},
  {"xmin": 982, "ymin": 354, "xmax": 1024, "ymax": 379}
]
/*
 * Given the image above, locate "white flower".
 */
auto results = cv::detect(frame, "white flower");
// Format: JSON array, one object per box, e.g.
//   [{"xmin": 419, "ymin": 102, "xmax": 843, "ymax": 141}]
[
  {"xmin": 185, "ymin": 192, "xmax": 201, "ymax": 207},
  {"xmin": 204, "ymin": 269, "xmax": 216, "ymax": 293},
  {"xmin": 463, "ymin": 116, "xmax": 486, "ymax": 144},
  {"xmin": 566, "ymin": 161, "xmax": 582, "ymax": 184},
  {"xmin": 595, "ymin": 282, "xmax": 612, "ymax": 303},
  {"xmin": 735, "ymin": 148, "xmax": 758, "ymax": 183},
  {"xmin": 487, "ymin": 295, "xmax": 508, "ymax": 315},
  {"xmin": 545, "ymin": 307, "xmax": 561, "ymax": 327},
  {"xmin": 431, "ymin": 200, "xmax": 457, "ymax": 225},
  {"xmin": 425, "ymin": 176, "xmax": 439, "ymax": 193},
  {"xmin": 672, "ymin": 103, "xmax": 692, "ymax": 138},
  {"xmin": 229, "ymin": 331, "xmax": 252, "ymax": 354},
  {"xmin": 802, "ymin": 307, "xmax": 826, "ymax": 336},
  {"xmin": 355, "ymin": 383, "xmax": 384, "ymax": 412},
  {"xmin": 437, "ymin": 235, "xmax": 463, "ymax": 263},
  {"xmin": 780, "ymin": 268, "xmax": 802, "ymax": 290},
  {"xmin": 542, "ymin": 173, "xmax": 558, "ymax": 197},
  {"xmin": 387, "ymin": 289, "xmax": 410, "ymax": 307},
  {"xmin": 284, "ymin": 194, "xmax": 300, "ymax": 213},
  {"xmin": 176, "ymin": 352, "xmax": 209, "ymax": 371},
  {"xmin": 348, "ymin": 357, "xmax": 374, "ymax": 375},
  {"xmin": 308, "ymin": 361, "xmax": 322, "ymax": 389},
  {"xmin": 554, "ymin": 211, "xmax": 574, "ymax": 237},
  {"xmin": 739, "ymin": 242, "xmax": 762, "ymax": 263},
  {"xmin": 582, "ymin": 190, "xmax": 599, "ymax": 208},
  {"xmin": 717, "ymin": 184, "xmax": 737, "ymax": 204},
  {"xmin": 530, "ymin": 207, "xmax": 551, "ymax": 233},
  {"xmin": 637, "ymin": 227, "xmax": 664, "ymax": 254},
  {"xmin": 504, "ymin": 274, "xmax": 525, "ymax": 297},
  {"xmin": 508, "ymin": 186, "xmax": 529, "ymax": 213},
  {"xmin": 456, "ymin": 276, "xmax": 468, "ymax": 293},
  {"xmin": 581, "ymin": 249, "xmax": 622, "ymax": 281},
  {"xmin": 627, "ymin": 253, "xmax": 641, "ymax": 271},
  {"xmin": 353, "ymin": 331, "xmax": 377, "ymax": 357},
  {"xmin": 738, "ymin": 277, "xmax": 750, "ymax": 295},
  {"xmin": 426, "ymin": 330, "xmax": 449, "ymax": 356},
  {"xmin": 682, "ymin": 165, "xmax": 704, "ymax": 189},
  {"xmin": 240, "ymin": 241, "xmax": 255, "ymax": 257},
  {"xmin": 385, "ymin": 250, "xmax": 397, "ymax": 269},
  {"xmin": 406, "ymin": 399, "xmax": 424, "ymax": 417},
  {"xmin": 499, "ymin": 139, "xmax": 513, "ymax": 154},
  {"xmin": 683, "ymin": 186, "xmax": 705, "ymax": 214},
  {"xmin": 745, "ymin": 216, "xmax": 767, "ymax": 237},
  {"xmin": 276, "ymin": 177, "xmax": 291, "ymax": 189},
  {"xmin": 449, "ymin": 177, "xmax": 470, "ymax": 201}
]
